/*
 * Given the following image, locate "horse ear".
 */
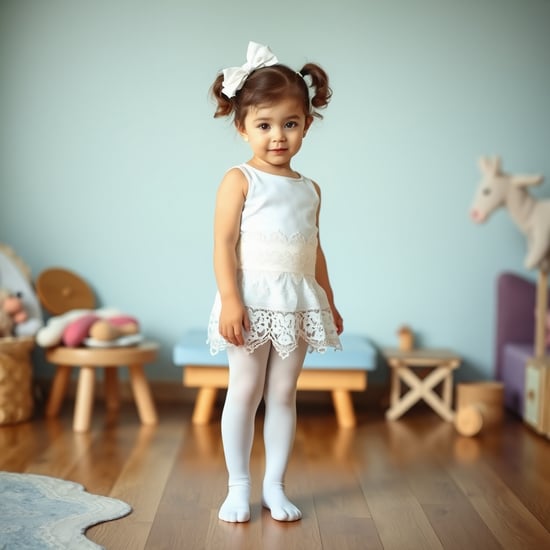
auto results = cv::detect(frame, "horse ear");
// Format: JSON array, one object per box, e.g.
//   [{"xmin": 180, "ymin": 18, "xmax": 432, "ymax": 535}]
[
  {"xmin": 478, "ymin": 155, "xmax": 501, "ymax": 176},
  {"xmin": 510, "ymin": 174, "xmax": 544, "ymax": 187},
  {"xmin": 478, "ymin": 156, "xmax": 491, "ymax": 174}
]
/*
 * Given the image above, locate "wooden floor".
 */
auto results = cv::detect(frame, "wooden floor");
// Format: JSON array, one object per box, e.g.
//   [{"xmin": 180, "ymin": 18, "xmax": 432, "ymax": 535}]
[{"xmin": 1, "ymin": 400, "xmax": 550, "ymax": 549}]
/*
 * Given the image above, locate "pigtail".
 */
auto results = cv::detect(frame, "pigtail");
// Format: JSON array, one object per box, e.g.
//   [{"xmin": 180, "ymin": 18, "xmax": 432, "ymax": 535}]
[
  {"xmin": 299, "ymin": 63, "xmax": 332, "ymax": 117},
  {"xmin": 210, "ymin": 73, "xmax": 234, "ymax": 118},
  {"xmin": 210, "ymin": 60, "xmax": 331, "ymax": 123}
]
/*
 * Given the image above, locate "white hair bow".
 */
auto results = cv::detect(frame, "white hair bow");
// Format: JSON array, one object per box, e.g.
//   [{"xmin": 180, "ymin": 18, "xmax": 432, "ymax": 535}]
[{"xmin": 222, "ymin": 41, "xmax": 279, "ymax": 98}]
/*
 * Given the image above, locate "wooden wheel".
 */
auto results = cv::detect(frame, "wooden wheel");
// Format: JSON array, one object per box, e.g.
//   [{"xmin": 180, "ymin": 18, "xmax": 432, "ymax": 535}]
[{"xmin": 36, "ymin": 268, "xmax": 95, "ymax": 315}]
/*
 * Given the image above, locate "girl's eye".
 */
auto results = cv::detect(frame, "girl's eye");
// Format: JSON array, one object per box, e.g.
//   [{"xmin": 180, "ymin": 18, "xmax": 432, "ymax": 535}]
[
  {"xmin": 259, "ymin": 123, "xmax": 270, "ymax": 130},
  {"xmin": 285, "ymin": 121, "xmax": 298, "ymax": 128}
]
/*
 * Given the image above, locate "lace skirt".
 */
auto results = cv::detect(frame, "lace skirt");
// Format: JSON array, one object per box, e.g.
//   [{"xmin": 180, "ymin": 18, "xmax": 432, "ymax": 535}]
[{"xmin": 207, "ymin": 271, "xmax": 342, "ymax": 359}]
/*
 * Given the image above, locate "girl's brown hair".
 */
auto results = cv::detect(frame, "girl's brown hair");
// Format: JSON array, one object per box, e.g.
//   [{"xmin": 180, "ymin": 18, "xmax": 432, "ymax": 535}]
[{"xmin": 210, "ymin": 63, "xmax": 332, "ymax": 126}]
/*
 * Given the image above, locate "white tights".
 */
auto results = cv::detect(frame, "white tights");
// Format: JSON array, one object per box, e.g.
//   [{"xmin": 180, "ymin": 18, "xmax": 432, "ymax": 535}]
[{"xmin": 218, "ymin": 339, "xmax": 308, "ymax": 523}]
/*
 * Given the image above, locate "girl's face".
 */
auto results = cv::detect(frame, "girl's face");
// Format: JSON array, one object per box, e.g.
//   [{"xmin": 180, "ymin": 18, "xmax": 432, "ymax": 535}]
[{"xmin": 237, "ymin": 98, "xmax": 313, "ymax": 176}]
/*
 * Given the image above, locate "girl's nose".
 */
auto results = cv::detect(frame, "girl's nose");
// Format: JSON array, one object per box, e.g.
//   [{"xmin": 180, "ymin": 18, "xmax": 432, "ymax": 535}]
[{"xmin": 272, "ymin": 127, "xmax": 285, "ymax": 141}]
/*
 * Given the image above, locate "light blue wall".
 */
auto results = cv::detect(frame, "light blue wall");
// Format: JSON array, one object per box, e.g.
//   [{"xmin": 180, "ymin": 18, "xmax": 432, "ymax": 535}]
[{"xmin": 1, "ymin": 0, "xmax": 549, "ymax": 383}]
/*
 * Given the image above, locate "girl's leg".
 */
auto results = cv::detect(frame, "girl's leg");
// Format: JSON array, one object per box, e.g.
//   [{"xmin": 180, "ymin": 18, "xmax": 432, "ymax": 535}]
[
  {"xmin": 262, "ymin": 339, "xmax": 308, "ymax": 521},
  {"xmin": 218, "ymin": 342, "xmax": 270, "ymax": 523}
]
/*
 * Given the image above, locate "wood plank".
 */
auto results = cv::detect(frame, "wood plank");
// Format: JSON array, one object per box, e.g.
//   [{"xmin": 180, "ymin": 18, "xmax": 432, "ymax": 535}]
[
  {"xmin": 448, "ymin": 460, "xmax": 550, "ymax": 548},
  {"xmin": 406, "ymin": 463, "xmax": 501, "ymax": 549},
  {"xmin": 353, "ymin": 417, "xmax": 454, "ymax": 550},
  {"xmin": 88, "ymin": 411, "xmax": 187, "ymax": 550},
  {"xmin": 298, "ymin": 415, "xmax": 383, "ymax": 549},
  {"xmin": 69, "ymin": 405, "xmax": 167, "ymax": 495},
  {"xmin": 0, "ymin": 415, "xmax": 66, "ymax": 471},
  {"xmin": 356, "ymin": 452, "xmax": 445, "ymax": 550},
  {"xmin": 481, "ymin": 412, "xmax": 550, "ymax": 528},
  {"xmin": 2, "ymin": 401, "xmax": 550, "ymax": 549},
  {"xmin": 22, "ymin": 423, "xmax": 96, "ymax": 479},
  {"xmin": 146, "ymin": 420, "xmax": 262, "ymax": 549}
]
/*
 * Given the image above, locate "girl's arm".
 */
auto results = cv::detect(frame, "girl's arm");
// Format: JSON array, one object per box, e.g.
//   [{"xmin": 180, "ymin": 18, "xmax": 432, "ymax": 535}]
[
  {"xmin": 213, "ymin": 168, "xmax": 250, "ymax": 345},
  {"xmin": 313, "ymin": 182, "xmax": 344, "ymax": 335}
]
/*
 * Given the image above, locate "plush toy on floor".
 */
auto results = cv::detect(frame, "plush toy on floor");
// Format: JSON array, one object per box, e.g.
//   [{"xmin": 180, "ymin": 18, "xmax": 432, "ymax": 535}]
[
  {"xmin": 0, "ymin": 244, "xmax": 43, "ymax": 338},
  {"xmin": 0, "ymin": 290, "xmax": 28, "ymax": 337}
]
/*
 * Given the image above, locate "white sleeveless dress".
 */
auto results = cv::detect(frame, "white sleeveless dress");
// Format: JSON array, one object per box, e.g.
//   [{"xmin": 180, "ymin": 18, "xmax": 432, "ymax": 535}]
[{"xmin": 207, "ymin": 163, "xmax": 342, "ymax": 359}]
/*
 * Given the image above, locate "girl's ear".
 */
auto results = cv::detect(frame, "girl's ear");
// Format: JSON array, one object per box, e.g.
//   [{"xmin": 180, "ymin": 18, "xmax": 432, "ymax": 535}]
[
  {"xmin": 235, "ymin": 121, "xmax": 249, "ymax": 142},
  {"xmin": 303, "ymin": 115, "xmax": 314, "ymax": 136}
]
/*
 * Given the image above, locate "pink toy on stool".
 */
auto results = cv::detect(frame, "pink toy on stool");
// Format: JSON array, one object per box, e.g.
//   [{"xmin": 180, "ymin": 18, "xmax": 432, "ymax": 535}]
[{"xmin": 37, "ymin": 309, "xmax": 141, "ymax": 348}]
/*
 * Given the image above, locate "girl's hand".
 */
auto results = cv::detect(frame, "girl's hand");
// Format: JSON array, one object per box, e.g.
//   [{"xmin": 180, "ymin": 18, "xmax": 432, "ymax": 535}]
[
  {"xmin": 219, "ymin": 296, "xmax": 250, "ymax": 346},
  {"xmin": 331, "ymin": 306, "xmax": 344, "ymax": 335}
]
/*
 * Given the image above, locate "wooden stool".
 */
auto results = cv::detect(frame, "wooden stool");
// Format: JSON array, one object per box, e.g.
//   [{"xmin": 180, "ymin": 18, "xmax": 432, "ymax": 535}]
[
  {"xmin": 384, "ymin": 348, "xmax": 461, "ymax": 421},
  {"xmin": 36, "ymin": 268, "xmax": 158, "ymax": 432}
]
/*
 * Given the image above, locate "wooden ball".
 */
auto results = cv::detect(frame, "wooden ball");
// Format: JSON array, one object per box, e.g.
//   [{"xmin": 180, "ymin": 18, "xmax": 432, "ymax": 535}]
[{"xmin": 455, "ymin": 405, "xmax": 483, "ymax": 437}]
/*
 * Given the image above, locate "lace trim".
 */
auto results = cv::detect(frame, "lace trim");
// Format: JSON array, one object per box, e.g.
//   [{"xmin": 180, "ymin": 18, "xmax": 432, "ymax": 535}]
[
  {"xmin": 238, "ymin": 231, "xmax": 317, "ymax": 276},
  {"xmin": 208, "ymin": 307, "xmax": 342, "ymax": 359}
]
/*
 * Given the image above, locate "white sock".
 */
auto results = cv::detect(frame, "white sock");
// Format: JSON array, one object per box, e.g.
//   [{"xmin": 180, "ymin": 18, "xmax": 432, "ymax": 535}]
[
  {"xmin": 218, "ymin": 482, "xmax": 251, "ymax": 523},
  {"xmin": 262, "ymin": 481, "xmax": 302, "ymax": 522}
]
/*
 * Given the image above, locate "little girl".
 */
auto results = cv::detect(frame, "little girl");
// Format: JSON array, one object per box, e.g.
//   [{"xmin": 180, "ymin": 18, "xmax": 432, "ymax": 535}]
[{"xmin": 207, "ymin": 41, "xmax": 343, "ymax": 523}]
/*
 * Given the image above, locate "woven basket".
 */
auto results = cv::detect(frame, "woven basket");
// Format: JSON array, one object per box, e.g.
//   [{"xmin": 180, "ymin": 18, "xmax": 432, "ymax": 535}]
[{"xmin": 0, "ymin": 336, "xmax": 35, "ymax": 424}]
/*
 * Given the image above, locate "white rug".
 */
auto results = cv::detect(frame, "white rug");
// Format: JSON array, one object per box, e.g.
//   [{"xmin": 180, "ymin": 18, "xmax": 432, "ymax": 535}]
[{"xmin": 0, "ymin": 472, "xmax": 131, "ymax": 549}]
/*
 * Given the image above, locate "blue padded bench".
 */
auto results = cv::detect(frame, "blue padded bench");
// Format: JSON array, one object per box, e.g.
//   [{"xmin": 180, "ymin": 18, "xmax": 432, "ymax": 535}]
[{"xmin": 173, "ymin": 329, "xmax": 377, "ymax": 428}]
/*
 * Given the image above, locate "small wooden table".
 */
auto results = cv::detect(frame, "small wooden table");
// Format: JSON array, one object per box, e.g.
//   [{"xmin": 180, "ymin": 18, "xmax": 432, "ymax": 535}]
[{"xmin": 383, "ymin": 348, "xmax": 461, "ymax": 421}]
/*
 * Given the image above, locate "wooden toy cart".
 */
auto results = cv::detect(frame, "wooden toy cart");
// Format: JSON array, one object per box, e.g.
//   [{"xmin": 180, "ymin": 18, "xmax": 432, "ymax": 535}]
[{"xmin": 523, "ymin": 269, "xmax": 550, "ymax": 437}]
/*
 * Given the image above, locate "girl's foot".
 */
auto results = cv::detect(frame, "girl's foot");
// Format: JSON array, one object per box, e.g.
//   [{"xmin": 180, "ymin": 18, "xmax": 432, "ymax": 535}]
[
  {"xmin": 262, "ymin": 482, "xmax": 302, "ymax": 522},
  {"xmin": 218, "ymin": 484, "xmax": 251, "ymax": 523}
]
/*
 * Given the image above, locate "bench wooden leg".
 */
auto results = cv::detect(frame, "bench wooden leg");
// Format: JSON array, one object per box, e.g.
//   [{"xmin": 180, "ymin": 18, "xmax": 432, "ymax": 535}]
[
  {"xmin": 192, "ymin": 387, "xmax": 218, "ymax": 425},
  {"xmin": 331, "ymin": 389, "xmax": 356, "ymax": 428},
  {"xmin": 129, "ymin": 364, "xmax": 158, "ymax": 426},
  {"xmin": 73, "ymin": 366, "xmax": 95, "ymax": 432}
]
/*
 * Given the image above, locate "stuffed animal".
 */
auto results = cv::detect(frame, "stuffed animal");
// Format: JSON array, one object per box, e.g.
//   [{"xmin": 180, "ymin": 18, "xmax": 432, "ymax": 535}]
[
  {"xmin": 470, "ymin": 156, "xmax": 550, "ymax": 270},
  {"xmin": 0, "ymin": 289, "xmax": 28, "ymax": 337},
  {"xmin": 36, "ymin": 308, "xmax": 141, "ymax": 348}
]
